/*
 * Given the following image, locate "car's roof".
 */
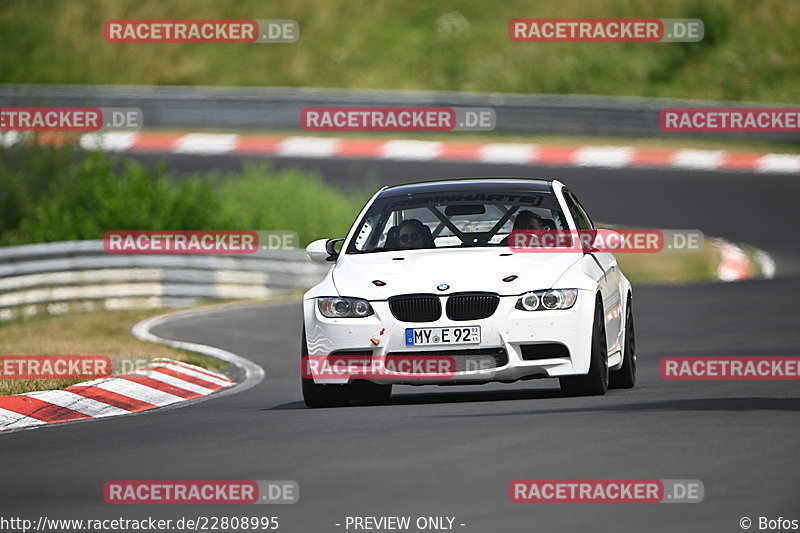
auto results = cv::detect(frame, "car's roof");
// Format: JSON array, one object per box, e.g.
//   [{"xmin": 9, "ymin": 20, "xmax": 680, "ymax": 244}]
[{"xmin": 379, "ymin": 178, "xmax": 555, "ymax": 197}]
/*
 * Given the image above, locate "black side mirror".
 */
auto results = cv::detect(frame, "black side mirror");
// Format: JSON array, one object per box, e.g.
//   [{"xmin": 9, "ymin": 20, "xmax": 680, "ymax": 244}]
[{"xmin": 325, "ymin": 238, "xmax": 345, "ymax": 261}]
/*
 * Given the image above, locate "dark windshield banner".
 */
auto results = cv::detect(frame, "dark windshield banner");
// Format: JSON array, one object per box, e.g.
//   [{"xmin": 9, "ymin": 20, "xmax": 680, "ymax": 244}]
[{"xmin": 386, "ymin": 193, "xmax": 543, "ymax": 209}]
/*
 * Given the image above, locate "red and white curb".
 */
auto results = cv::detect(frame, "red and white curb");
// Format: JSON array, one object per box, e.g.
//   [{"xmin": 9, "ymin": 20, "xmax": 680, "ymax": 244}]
[
  {"xmin": 0, "ymin": 304, "xmax": 265, "ymax": 434},
  {"xmin": 3, "ymin": 131, "xmax": 799, "ymax": 174},
  {"xmin": 714, "ymin": 239, "xmax": 776, "ymax": 282},
  {"xmin": 0, "ymin": 359, "xmax": 232, "ymax": 432}
]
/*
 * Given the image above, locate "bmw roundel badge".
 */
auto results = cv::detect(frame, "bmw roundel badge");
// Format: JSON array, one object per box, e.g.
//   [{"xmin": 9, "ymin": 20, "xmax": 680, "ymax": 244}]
[{"xmin": 437, "ymin": 283, "xmax": 450, "ymax": 291}]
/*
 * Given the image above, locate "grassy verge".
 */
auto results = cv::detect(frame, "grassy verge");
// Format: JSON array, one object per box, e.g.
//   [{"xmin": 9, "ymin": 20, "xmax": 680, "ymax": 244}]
[
  {"xmin": 1, "ymin": 1, "xmax": 798, "ymax": 104},
  {"xmin": 597, "ymin": 223, "xmax": 724, "ymax": 284},
  {"xmin": 0, "ymin": 308, "xmax": 225, "ymax": 396},
  {"xmin": 615, "ymin": 244, "xmax": 720, "ymax": 285}
]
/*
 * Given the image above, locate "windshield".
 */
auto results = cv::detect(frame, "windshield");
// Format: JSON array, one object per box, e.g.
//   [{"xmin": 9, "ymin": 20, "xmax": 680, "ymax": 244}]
[{"xmin": 347, "ymin": 189, "xmax": 567, "ymax": 254}]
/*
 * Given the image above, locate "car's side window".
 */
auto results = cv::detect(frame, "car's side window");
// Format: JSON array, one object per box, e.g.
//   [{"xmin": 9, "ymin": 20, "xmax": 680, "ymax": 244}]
[
  {"xmin": 569, "ymin": 192, "xmax": 595, "ymax": 229},
  {"xmin": 563, "ymin": 190, "xmax": 594, "ymax": 230}
]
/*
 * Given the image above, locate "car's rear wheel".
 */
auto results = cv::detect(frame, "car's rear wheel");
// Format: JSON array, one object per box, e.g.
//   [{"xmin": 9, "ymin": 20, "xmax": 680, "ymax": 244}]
[
  {"xmin": 559, "ymin": 297, "xmax": 609, "ymax": 396},
  {"xmin": 609, "ymin": 293, "xmax": 636, "ymax": 389},
  {"xmin": 301, "ymin": 327, "xmax": 351, "ymax": 408}
]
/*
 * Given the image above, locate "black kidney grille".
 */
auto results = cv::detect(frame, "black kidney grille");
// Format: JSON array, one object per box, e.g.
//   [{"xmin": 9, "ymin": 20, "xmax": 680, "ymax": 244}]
[
  {"xmin": 446, "ymin": 292, "xmax": 500, "ymax": 321},
  {"xmin": 389, "ymin": 294, "xmax": 442, "ymax": 322}
]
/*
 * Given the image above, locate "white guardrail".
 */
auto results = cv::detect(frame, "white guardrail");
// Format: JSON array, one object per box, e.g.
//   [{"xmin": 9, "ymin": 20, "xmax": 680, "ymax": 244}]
[{"xmin": 0, "ymin": 240, "xmax": 329, "ymax": 321}]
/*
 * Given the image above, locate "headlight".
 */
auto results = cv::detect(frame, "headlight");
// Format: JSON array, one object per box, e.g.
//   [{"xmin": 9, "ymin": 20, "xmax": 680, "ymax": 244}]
[
  {"xmin": 317, "ymin": 297, "xmax": 374, "ymax": 318},
  {"xmin": 515, "ymin": 289, "xmax": 578, "ymax": 311}
]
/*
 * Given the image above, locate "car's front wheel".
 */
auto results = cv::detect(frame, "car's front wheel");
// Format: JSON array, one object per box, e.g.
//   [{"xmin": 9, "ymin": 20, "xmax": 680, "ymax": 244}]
[
  {"xmin": 559, "ymin": 297, "xmax": 609, "ymax": 396},
  {"xmin": 301, "ymin": 327, "xmax": 351, "ymax": 408},
  {"xmin": 609, "ymin": 293, "xmax": 636, "ymax": 389}
]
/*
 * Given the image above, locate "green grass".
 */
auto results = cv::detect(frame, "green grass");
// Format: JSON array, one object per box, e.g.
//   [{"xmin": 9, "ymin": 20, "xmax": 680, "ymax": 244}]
[
  {"xmin": 0, "ymin": 308, "xmax": 225, "ymax": 396},
  {"xmin": 0, "ymin": 0, "xmax": 798, "ymax": 104},
  {"xmin": 615, "ymin": 245, "xmax": 720, "ymax": 285}
]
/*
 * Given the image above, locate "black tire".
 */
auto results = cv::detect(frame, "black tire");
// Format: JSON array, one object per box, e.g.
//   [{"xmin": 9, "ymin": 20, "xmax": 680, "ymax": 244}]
[
  {"xmin": 559, "ymin": 297, "xmax": 609, "ymax": 396},
  {"xmin": 301, "ymin": 327, "xmax": 351, "ymax": 408},
  {"xmin": 350, "ymin": 381, "xmax": 393, "ymax": 403},
  {"xmin": 609, "ymin": 293, "xmax": 636, "ymax": 389}
]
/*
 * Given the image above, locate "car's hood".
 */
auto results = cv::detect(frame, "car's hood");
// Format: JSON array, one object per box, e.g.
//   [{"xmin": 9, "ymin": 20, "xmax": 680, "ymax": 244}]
[{"xmin": 332, "ymin": 248, "xmax": 582, "ymax": 299}]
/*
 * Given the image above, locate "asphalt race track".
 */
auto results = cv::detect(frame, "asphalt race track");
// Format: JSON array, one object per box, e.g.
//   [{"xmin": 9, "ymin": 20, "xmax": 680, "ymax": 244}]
[{"xmin": 2, "ymin": 154, "xmax": 799, "ymax": 533}]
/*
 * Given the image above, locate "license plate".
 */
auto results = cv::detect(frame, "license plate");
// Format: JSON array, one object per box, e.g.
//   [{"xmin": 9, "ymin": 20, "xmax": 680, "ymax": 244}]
[{"xmin": 405, "ymin": 326, "xmax": 481, "ymax": 346}]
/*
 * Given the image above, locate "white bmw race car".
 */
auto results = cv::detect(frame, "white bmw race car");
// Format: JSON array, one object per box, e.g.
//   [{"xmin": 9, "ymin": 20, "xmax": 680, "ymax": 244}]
[{"xmin": 302, "ymin": 178, "xmax": 636, "ymax": 407}]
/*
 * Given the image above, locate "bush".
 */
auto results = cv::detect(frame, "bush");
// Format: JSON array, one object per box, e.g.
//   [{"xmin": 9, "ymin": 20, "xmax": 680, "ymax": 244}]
[
  {"xmin": 214, "ymin": 163, "xmax": 370, "ymax": 244},
  {"xmin": 0, "ymin": 141, "xmax": 79, "ymax": 243},
  {"xmin": 0, "ymin": 142, "xmax": 370, "ymax": 246}
]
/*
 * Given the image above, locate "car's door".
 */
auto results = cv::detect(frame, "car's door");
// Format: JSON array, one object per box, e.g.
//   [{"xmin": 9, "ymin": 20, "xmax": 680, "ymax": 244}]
[{"xmin": 562, "ymin": 189, "xmax": 623, "ymax": 355}]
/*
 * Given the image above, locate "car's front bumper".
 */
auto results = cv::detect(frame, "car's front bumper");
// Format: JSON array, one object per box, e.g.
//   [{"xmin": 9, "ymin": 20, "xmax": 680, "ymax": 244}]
[{"xmin": 303, "ymin": 290, "xmax": 595, "ymax": 385}]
